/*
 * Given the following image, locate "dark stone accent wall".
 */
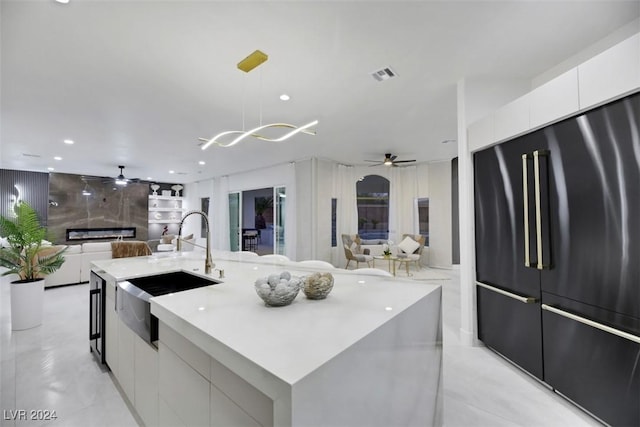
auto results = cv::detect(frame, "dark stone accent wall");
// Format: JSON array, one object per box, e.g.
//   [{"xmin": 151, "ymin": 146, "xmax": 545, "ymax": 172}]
[{"xmin": 48, "ymin": 173, "xmax": 149, "ymax": 244}]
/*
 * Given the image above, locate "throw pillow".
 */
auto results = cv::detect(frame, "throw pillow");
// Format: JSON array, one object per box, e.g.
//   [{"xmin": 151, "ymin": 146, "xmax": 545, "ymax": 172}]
[
  {"xmin": 161, "ymin": 234, "xmax": 175, "ymax": 244},
  {"xmin": 398, "ymin": 236, "xmax": 420, "ymax": 254},
  {"xmin": 182, "ymin": 233, "xmax": 194, "ymax": 240}
]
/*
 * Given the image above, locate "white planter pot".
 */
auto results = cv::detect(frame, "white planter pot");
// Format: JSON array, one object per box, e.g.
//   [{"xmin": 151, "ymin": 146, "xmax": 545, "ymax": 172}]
[{"xmin": 10, "ymin": 278, "xmax": 45, "ymax": 331}]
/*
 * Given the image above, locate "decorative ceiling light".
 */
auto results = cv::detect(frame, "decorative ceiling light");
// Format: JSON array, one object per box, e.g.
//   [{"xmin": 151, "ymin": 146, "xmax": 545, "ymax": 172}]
[{"xmin": 200, "ymin": 50, "xmax": 317, "ymax": 150}]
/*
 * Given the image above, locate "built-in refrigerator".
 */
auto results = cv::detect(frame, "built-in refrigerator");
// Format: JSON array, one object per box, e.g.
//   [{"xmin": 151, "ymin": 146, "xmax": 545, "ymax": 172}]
[{"xmin": 474, "ymin": 92, "xmax": 640, "ymax": 426}]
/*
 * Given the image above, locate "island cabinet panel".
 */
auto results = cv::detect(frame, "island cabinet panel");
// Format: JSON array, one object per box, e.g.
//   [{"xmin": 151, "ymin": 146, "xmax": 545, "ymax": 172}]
[
  {"xmin": 210, "ymin": 357, "xmax": 273, "ymax": 427},
  {"xmin": 159, "ymin": 321, "xmax": 210, "ymax": 379},
  {"xmin": 158, "ymin": 395, "xmax": 184, "ymax": 427},
  {"xmin": 210, "ymin": 384, "xmax": 261, "ymax": 427},
  {"xmin": 118, "ymin": 315, "xmax": 136, "ymax": 402},
  {"xmin": 158, "ymin": 341, "xmax": 210, "ymax": 427},
  {"xmin": 104, "ymin": 281, "xmax": 118, "ymax": 376},
  {"xmin": 134, "ymin": 338, "xmax": 159, "ymax": 427}
]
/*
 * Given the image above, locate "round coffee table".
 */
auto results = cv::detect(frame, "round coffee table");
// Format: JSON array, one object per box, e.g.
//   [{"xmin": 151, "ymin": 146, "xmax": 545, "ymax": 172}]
[{"xmin": 373, "ymin": 255, "xmax": 398, "ymax": 276}]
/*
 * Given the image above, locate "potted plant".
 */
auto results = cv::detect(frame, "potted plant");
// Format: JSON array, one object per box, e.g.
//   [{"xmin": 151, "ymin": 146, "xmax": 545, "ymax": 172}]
[{"xmin": 0, "ymin": 202, "xmax": 66, "ymax": 330}]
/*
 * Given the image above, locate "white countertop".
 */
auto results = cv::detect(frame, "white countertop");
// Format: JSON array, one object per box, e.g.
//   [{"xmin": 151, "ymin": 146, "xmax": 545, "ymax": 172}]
[{"xmin": 92, "ymin": 252, "xmax": 442, "ymax": 387}]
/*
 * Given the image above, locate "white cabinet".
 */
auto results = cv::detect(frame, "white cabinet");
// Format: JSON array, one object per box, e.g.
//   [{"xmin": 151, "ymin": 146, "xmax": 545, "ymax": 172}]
[
  {"xmin": 493, "ymin": 94, "xmax": 530, "ymax": 143},
  {"xmin": 530, "ymin": 68, "xmax": 579, "ymax": 129},
  {"xmin": 135, "ymin": 338, "xmax": 159, "ymax": 427},
  {"xmin": 159, "ymin": 395, "xmax": 185, "ymax": 427},
  {"xmin": 158, "ymin": 341, "xmax": 210, "ymax": 427},
  {"xmin": 468, "ymin": 115, "xmax": 494, "ymax": 152},
  {"xmin": 118, "ymin": 315, "xmax": 136, "ymax": 402},
  {"xmin": 210, "ymin": 384, "xmax": 261, "ymax": 427},
  {"xmin": 104, "ymin": 277, "xmax": 160, "ymax": 426},
  {"xmin": 579, "ymin": 33, "xmax": 640, "ymax": 110},
  {"xmin": 158, "ymin": 321, "xmax": 274, "ymax": 427},
  {"xmin": 105, "ymin": 281, "xmax": 118, "ymax": 377}
]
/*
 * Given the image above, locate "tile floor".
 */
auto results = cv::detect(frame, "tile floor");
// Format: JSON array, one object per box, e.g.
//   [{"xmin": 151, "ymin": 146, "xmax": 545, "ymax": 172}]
[{"xmin": 0, "ymin": 269, "xmax": 602, "ymax": 426}]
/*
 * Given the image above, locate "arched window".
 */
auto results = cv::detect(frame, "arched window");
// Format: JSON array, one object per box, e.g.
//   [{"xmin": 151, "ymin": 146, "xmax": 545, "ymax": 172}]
[{"xmin": 356, "ymin": 175, "xmax": 389, "ymax": 240}]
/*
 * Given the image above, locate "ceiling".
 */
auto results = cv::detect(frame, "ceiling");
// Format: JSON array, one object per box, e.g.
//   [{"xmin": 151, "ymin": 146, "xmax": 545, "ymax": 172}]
[{"xmin": 2, "ymin": 1, "xmax": 639, "ymax": 184}]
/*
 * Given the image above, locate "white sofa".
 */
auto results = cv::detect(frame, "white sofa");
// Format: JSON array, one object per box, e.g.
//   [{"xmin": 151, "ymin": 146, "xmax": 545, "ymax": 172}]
[
  {"xmin": 79, "ymin": 242, "xmax": 113, "ymax": 283},
  {"xmin": 45, "ymin": 244, "xmax": 83, "ymax": 287},
  {"xmin": 43, "ymin": 242, "xmax": 113, "ymax": 287}
]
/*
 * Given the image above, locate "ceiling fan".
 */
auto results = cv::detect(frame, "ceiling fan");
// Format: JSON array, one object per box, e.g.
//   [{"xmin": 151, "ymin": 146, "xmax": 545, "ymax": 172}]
[
  {"xmin": 112, "ymin": 165, "xmax": 139, "ymax": 186},
  {"xmin": 365, "ymin": 153, "xmax": 416, "ymax": 167}
]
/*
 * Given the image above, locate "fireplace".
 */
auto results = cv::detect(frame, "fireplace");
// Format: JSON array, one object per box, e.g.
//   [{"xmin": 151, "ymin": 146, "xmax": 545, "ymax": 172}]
[{"xmin": 66, "ymin": 227, "xmax": 136, "ymax": 242}]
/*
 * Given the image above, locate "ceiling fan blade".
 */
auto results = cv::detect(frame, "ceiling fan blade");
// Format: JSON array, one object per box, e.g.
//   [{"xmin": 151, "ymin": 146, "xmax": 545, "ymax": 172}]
[
  {"xmin": 390, "ymin": 155, "xmax": 398, "ymax": 161},
  {"xmin": 364, "ymin": 160, "xmax": 383, "ymax": 163},
  {"xmin": 368, "ymin": 162, "xmax": 383, "ymax": 167},
  {"xmin": 393, "ymin": 159, "xmax": 416, "ymax": 163}
]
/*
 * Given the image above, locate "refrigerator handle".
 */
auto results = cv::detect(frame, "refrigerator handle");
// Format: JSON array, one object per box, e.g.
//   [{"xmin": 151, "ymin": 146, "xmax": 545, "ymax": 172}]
[
  {"xmin": 542, "ymin": 304, "xmax": 640, "ymax": 344},
  {"xmin": 521, "ymin": 153, "xmax": 532, "ymax": 267},
  {"xmin": 476, "ymin": 281, "xmax": 537, "ymax": 304},
  {"xmin": 533, "ymin": 150, "xmax": 549, "ymax": 270}
]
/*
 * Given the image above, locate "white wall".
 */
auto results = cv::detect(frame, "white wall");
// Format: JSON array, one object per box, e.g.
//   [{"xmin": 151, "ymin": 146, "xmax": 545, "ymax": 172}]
[
  {"xmin": 315, "ymin": 159, "xmax": 334, "ymax": 263},
  {"xmin": 295, "ymin": 159, "xmax": 314, "ymax": 261}
]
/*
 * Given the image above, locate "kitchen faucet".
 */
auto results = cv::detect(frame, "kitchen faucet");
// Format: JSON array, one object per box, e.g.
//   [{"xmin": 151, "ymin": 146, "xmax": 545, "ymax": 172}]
[{"xmin": 177, "ymin": 210, "xmax": 213, "ymax": 275}]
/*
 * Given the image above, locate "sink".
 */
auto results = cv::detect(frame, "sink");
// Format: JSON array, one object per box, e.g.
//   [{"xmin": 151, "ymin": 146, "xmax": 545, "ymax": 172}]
[
  {"xmin": 126, "ymin": 271, "xmax": 220, "ymax": 297},
  {"xmin": 117, "ymin": 271, "xmax": 221, "ymax": 345}
]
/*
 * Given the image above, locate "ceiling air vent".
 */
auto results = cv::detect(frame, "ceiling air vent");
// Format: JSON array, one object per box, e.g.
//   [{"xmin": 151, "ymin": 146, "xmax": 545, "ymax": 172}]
[
  {"xmin": 371, "ymin": 67, "xmax": 397, "ymax": 82},
  {"xmin": 22, "ymin": 153, "xmax": 41, "ymax": 158}
]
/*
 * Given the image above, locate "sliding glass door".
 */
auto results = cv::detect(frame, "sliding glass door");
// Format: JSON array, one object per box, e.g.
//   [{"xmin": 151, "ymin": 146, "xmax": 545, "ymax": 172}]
[
  {"xmin": 228, "ymin": 192, "xmax": 240, "ymax": 251},
  {"xmin": 275, "ymin": 186, "xmax": 286, "ymax": 255}
]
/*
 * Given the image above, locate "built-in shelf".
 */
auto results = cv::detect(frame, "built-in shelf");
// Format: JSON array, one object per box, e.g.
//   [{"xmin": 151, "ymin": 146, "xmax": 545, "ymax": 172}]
[
  {"xmin": 148, "ymin": 196, "xmax": 184, "ymax": 230},
  {"xmin": 149, "ymin": 195, "xmax": 183, "ymax": 201},
  {"xmin": 149, "ymin": 208, "xmax": 186, "ymax": 212}
]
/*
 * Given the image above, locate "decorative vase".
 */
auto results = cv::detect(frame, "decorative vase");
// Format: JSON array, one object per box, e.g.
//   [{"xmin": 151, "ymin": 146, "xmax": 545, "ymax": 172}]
[
  {"xmin": 302, "ymin": 272, "xmax": 334, "ymax": 300},
  {"xmin": 10, "ymin": 278, "xmax": 45, "ymax": 330}
]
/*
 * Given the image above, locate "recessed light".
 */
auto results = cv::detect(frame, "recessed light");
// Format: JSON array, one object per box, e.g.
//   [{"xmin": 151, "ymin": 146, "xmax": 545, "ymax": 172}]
[
  {"xmin": 279, "ymin": 94, "xmax": 290, "ymax": 101},
  {"xmin": 146, "ymin": 176, "xmax": 153, "ymax": 180},
  {"xmin": 54, "ymin": 156, "xmax": 62, "ymax": 161},
  {"xmin": 198, "ymin": 161, "xmax": 205, "ymax": 165},
  {"xmin": 47, "ymin": 167, "xmax": 55, "ymax": 171},
  {"xmin": 63, "ymin": 139, "xmax": 74, "ymax": 145},
  {"xmin": 169, "ymin": 170, "xmax": 175, "ymax": 174},
  {"xmin": 55, "ymin": 0, "xmax": 70, "ymax": 4}
]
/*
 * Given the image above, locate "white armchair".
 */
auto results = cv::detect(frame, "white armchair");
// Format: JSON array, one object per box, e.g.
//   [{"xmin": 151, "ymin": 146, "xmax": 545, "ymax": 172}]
[{"xmin": 396, "ymin": 234, "xmax": 426, "ymax": 270}]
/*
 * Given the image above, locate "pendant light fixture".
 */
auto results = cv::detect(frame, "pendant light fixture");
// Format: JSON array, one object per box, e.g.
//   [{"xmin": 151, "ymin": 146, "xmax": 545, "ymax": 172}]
[{"xmin": 200, "ymin": 50, "xmax": 318, "ymax": 150}]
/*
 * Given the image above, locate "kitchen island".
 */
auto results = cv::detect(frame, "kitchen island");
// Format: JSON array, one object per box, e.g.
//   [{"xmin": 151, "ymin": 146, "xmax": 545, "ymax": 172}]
[{"xmin": 92, "ymin": 252, "xmax": 443, "ymax": 427}]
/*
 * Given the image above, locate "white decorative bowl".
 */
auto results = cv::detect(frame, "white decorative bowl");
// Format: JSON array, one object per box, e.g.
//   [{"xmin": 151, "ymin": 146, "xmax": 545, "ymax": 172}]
[{"xmin": 254, "ymin": 271, "xmax": 301, "ymax": 307}]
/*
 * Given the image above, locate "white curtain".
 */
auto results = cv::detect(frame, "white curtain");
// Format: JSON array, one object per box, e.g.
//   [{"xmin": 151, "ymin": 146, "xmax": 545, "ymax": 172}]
[
  {"xmin": 333, "ymin": 164, "xmax": 358, "ymax": 265},
  {"xmin": 388, "ymin": 165, "xmax": 418, "ymax": 244},
  {"xmin": 337, "ymin": 164, "xmax": 358, "ymax": 235}
]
